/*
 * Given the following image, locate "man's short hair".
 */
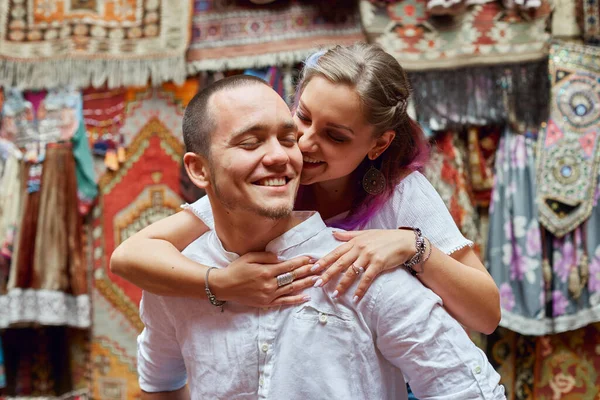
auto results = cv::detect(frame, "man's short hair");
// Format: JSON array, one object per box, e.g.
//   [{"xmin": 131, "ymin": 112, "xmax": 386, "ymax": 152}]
[{"xmin": 182, "ymin": 75, "xmax": 271, "ymax": 158}]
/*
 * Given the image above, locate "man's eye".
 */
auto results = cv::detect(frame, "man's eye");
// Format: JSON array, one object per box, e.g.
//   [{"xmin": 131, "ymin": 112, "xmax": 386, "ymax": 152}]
[{"xmin": 239, "ymin": 141, "xmax": 259, "ymax": 148}]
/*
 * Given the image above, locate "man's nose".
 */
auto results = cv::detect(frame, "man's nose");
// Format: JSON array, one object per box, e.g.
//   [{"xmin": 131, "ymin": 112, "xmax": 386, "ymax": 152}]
[{"xmin": 263, "ymin": 139, "xmax": 290, "ymax": 166}]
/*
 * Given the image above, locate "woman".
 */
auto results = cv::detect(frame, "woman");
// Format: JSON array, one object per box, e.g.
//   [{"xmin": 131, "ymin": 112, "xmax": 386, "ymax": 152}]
[{"xmin": 110, "ymin": 43, "xmax": 500, "ymax": 335}]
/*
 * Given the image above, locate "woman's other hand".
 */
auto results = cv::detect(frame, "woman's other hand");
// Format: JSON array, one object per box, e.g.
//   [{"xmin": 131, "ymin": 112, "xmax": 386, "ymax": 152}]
[
  {"xmin": 313, "ymin": 229, "xmax": 415, "ymax": 301},
  {"xmin": 210, "ymin": 253, "xmax": 317, "ymax": 307}
]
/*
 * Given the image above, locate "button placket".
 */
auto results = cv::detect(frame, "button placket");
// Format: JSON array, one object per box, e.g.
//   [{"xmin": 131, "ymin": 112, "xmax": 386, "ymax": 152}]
[
  {"xmin": 258, "ymin": 307, "xmax": 277, "ymax": 398},
  {"xmin": 257, "ymin": 308, "xmax": 269, "ymax": 398}
]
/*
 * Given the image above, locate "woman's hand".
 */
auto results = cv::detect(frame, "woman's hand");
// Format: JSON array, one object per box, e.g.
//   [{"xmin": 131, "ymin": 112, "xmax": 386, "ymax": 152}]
[
  {"xmin": 313, "ymin": 229, "xmax": 415, "ymax": 301},
  {"xmin": 210, "ymin": 252, "xmax": 317, "ymax": 307}
]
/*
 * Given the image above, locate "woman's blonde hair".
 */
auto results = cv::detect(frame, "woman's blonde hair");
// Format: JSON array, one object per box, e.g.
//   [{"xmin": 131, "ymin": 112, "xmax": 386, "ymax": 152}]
[{"xmin": 295, "ymin": 43, "xmax": 429, "ymax": 229}]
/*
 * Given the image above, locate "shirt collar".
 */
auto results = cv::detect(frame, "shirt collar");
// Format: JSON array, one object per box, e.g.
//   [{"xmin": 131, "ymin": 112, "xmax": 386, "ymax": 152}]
[
  {"xmin": 210, "ymin": 211, "xmax": 328, "ymax": 262},
  {"xmin": 265, "ymin": 211, "xmax": 328, "ymax": 255}
]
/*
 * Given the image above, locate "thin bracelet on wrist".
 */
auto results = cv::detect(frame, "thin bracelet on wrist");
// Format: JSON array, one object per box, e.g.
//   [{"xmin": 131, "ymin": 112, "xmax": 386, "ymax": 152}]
[
  {"xmin": 399, "ymin": 227, "xmax": 426, "ymax": 275},
  {"xmin": 205, "ymin": 267, "xmax": 226, "ymax": 312},
  {"xmin": 411, "ymin": 237, "xmax": 432, "ymax": 275}
]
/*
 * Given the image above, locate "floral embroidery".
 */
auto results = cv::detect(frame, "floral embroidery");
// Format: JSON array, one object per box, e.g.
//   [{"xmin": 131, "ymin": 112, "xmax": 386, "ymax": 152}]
[
  {"xmin": 525, "ymin": 221, "xmax": 541, "ymax": 256},
  {"xmin": 552, "ymin": 291, "xmax": 569, "ymax": 316},
  {"xmin": 589, "ymin": 246, "xmax": 600, "ymax": 293},
  {"xmin": 548, "ymin": 372, "xmax": 576, "ymax": 400},
  {"xmin": 554, "ymin": 240, "xmax": 574, "ymax": 283},
  {"xmin": 500, "ymin": 283, "xmax": 515, "ymax": 311},
  {"xmin": 504, "ymin": 242, "xmax": 526, "ymax": 281}
]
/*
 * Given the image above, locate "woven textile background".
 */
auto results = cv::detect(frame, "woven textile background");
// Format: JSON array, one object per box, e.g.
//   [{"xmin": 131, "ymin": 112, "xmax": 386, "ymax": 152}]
[
  {"xmin": 88, "ymin": 81, "xmax": 197, "ymax": 399},
  {"xmin": 187, "ymin": 0, "xmax": 365, "ymax": 72},
  {"xmin": 0, "ymin": 0, "xmax": 191, "ymax": 89}
]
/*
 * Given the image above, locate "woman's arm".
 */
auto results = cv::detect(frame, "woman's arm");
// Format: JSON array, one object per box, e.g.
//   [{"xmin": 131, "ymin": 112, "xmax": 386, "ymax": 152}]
[
  {"xmin": 411, "ymin": 244, "xmax": 500, "ymax": 335},
  {"xmin": 110, "ymin": 210, "xmax": 316, "ymax": 306},
  {"xmin": 313, "ymin": 229, "xmax": 501, "ymax": 335},
  {"xmin": 110, "ymin": 210, "xmax": 211, "ymax": 297}
]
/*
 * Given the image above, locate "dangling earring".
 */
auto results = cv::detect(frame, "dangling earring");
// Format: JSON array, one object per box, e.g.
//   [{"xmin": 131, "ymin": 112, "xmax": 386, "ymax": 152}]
[{"xmin": 362, "ymin": 161, "xmax": 386, "ymax": 195}]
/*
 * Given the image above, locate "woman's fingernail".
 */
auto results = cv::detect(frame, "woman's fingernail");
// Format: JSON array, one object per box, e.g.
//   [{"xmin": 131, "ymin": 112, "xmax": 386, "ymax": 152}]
[
  {"xmin": 332, "ymin": 290, "xmax": 339, "ymax": 299},
  {"xmin": 310, "ymin": 263, "xmax": 320, "ymax": 272},
  {"xmin": 353, "ymin": 296, "xmax": 359, "ymax": 303},
  {"xmin": 311, "ymin": 276, "xmax": 319, "ymax": 282},
  {"xmin": 302, "ymin": 295, "xmax": 311, "ymax": 302},
  {"xmin": 277, "ymin": 256, "xmax": 285, "ymax": 261},
  {"xmin": 309, "ymin": 257, "xmax": 318, "ymax": 263},
  {"xmin": 313, "ymin": 278, "xmax": 324, "ymax": 288}
]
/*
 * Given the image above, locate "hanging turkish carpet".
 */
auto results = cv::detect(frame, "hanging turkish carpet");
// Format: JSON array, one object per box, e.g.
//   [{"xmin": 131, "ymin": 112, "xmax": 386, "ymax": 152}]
[
  {"xmin": 0, "ymin": 0, "xmax": 191, "ymax": 89},
  {"xmin": 360, "ymin": 0, "xmax": 551, "ymax": 71},
  {"xmin": 89, "ymin": 80, "xmax": 199, "ymax": 399},
  {"xmin": 187, "ymin": 0, "xmax": 365, "ymax": 72}
]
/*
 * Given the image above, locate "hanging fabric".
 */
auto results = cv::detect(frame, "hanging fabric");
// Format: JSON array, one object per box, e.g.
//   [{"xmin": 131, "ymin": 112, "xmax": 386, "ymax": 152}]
[
  {"xmin": 0, "ymin": 88, "xmax": 93, "ymax": 329},
  {"xmin": 537, "ymin": 41, "xmax": 600, "ymax": 238}
]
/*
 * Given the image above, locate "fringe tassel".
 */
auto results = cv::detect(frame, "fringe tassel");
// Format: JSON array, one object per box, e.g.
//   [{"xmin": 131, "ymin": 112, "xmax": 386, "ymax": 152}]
[
  {"xmin": 187, "ymin": 48, "xmax": 329, "ymax": 74},
  {"xmin": 408, "ymin": 60, "xmax": 550, "ymax": 133},
  {"xmin": 0, "ymin": 57, "xmax": 187, "ymax": 90}
]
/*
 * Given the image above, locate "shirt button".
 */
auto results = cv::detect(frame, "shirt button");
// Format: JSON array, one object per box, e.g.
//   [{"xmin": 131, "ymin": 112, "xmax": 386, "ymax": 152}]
[
  {"xmin": 261, "ymin": 343, "xmax": 269, "ymax": 353},
  {"xmin": 474, "ymin": 366, "xmax": 481, "ymax": 374},
  {"xmin": 259, "ymin": 377, "xmax": 264, "ymax": 387},
  {"xmin": 319, "ymin": 313, "xmax": 328, "ymax": 324}
]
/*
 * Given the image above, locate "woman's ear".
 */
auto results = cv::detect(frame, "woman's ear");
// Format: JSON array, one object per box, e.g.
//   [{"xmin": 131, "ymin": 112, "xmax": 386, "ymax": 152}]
[
  {"xmin": 368, "ymin": 130, "xmax": 395, "ymax": 160},
  {"xmin": 183, "ymin": 152, "xmax": 211, "ymax": 189}
]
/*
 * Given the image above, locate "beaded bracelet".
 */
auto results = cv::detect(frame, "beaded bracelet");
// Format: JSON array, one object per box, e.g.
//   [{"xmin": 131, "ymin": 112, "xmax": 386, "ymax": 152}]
[
  {"xmin": 410, "ymin": 237, "xmax": 432, "ymax": 276},
  {"xmin": 205, "ymin": 267, "xmax": 226, "ymax": 312},
  {"xmin": 400, "ymin": 227, "xmax": 426, "ymax": 275}
]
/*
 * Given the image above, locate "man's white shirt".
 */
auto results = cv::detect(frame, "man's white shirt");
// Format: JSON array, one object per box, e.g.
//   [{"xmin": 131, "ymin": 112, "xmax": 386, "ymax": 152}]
[{"xmin": 138, "ymin": 211, "xmax": 505, "ymax": 400}]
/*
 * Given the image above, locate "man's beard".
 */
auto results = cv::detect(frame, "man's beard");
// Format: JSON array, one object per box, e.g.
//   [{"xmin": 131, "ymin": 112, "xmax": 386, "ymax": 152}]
[{"xmin": 210, "ymin": 166, "xmax": 294, "ymax": 220}]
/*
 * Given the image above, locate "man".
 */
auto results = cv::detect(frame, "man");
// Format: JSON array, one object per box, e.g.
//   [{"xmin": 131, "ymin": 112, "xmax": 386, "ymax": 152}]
[{"xmin": 137, "ymin": 75, "xmax": 506, "ymax": 399}]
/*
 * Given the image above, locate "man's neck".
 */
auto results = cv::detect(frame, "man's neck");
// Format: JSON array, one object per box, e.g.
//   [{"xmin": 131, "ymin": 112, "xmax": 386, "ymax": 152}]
[
  {"xmin": 301, "ymin": 174, "xmax": 356, "ymax": 220},
  {"xmin": 211, "ymin": 207, "xmax": 301, "ymax": 255}
]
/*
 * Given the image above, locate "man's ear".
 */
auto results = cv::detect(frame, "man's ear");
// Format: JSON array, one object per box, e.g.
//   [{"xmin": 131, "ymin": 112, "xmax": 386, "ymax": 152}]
[
  {"xmin": 368, "ymin": 130, "xmax": 395, "ymax": 160},
  {"xmin": 183, "ymin": 152, "xmax": 211, "ymax": 189}
]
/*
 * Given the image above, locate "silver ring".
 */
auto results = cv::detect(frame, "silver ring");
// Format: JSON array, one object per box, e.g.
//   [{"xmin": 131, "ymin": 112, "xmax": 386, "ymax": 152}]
[{"xmin": 276, "ymin": 272, "xmax": 295, "ymax": 287}]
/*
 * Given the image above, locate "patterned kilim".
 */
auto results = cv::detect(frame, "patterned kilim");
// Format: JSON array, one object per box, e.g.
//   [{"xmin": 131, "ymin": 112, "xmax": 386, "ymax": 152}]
[
  {"xmin": 423, "ymin": 131, "xmax": 483, "ymax": 254},
  {"xmin": 0, "ymin": 0, "xmax": 191, "ymax": 89},
  {"xmin": 360, "ymin": 0, "xmax": 551, "ymax": 70},
  {"xmin": 537, "ymin": 41, "xmax": 600, "ymax": 238},
  {"xmin": 534, "ymin": 323, "xmax": 600, "ymax": 399},
  {"xmin": 576, "ymin": 0, "xmax": 600, "ymax": 44},
  {"xmin": 89, "ymin": 81, "xmax": 195, "ymax": 398},
  {"xmin": 187, "ymin": 0, "xmax": 365, "ymax": 72}
]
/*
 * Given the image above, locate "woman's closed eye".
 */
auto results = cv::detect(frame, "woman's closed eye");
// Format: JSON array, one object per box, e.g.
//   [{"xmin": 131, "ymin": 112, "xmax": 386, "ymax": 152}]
[
  {"xmin": 327, "ymin": 131, "xmax": 348, "ymax": 143},
  {"xmin": 296, "ymin": 111, "xmax": 311, "ymax": 123}
]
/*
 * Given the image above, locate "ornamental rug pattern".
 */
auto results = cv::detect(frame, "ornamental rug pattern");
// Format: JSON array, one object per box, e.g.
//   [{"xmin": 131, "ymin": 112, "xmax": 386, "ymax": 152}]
[
  {"xmin": 360, "ymin": 0, "xmax": 551, "ymax": 70},
  {"xmin": 0, "ymin": 0, "xmax": 191, "ymax": 89},
  {"xmin": 187, "ymin": 0, "xmax": 365, "ymax": 72},
  {"xmin": 486, "ymin": 324, "xmax": 600, "ymax": 399},
  {"xmin": 90, "ymin": 119, "xmax": 183, "ymax": 399}
]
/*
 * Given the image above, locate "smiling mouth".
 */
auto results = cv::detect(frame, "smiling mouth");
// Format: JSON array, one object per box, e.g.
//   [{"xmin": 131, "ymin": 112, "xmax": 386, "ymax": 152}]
[
  {"xmin": 302, "ymin": 156, "xmax": 325, "ymax": 168},
  {"xmin": 253, "ymin": 177, "xmax": 291, "ymax": 187}
]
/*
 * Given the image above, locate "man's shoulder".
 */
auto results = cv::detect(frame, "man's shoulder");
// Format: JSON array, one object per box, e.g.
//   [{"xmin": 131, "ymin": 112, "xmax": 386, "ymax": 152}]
[
  {"xmin": 284, "ymin": 226, "xmax": 344, "ymax": 258},
  {"xmin": 365, "ymin": 267, "xmax": 443, "ymax": 309}
]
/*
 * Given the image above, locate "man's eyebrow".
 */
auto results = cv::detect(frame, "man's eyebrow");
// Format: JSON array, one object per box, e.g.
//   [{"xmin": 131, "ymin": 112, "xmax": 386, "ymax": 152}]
[
  {"xmin": 280, "ymin": 120, "xmax": 298, "ymax": 133},
  {"xmin": 229, "ymin": 123, "xmax": 270, "ymax": 141},
  {"xmin": 298, "ymin": 100, "xmax": 354, "ymax": 135},
  {"xmin": 229, "ymin": 120, "xmax": 297, "ymax": 141}
]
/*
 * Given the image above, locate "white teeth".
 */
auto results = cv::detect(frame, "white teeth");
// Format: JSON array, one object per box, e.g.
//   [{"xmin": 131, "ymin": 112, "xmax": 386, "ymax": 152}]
[
  {"xmin": 258, "ymin": 178, "xmax": 286, "ymax": 187},
  {"xmin": 303, "ymin": 156, "xmax": 323, "ymax": 164}
]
